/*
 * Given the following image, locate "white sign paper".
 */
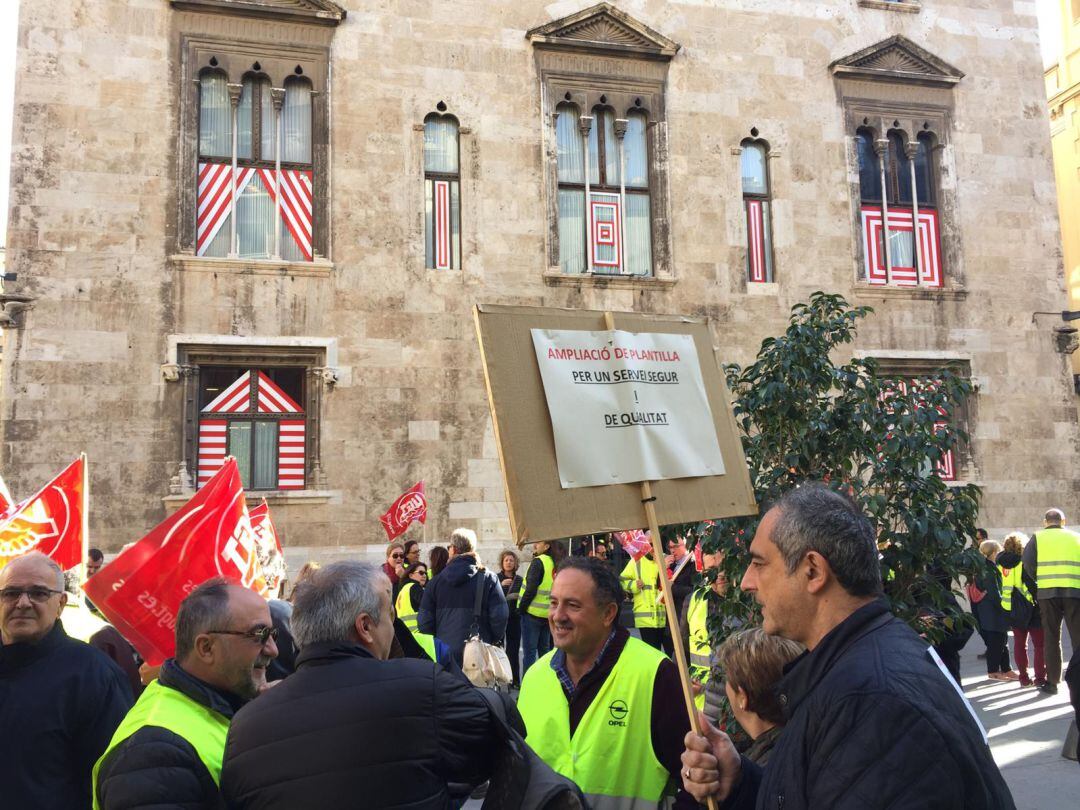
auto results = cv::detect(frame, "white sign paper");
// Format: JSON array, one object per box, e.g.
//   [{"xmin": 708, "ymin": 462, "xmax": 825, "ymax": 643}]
[{"xmin": 530, "ymin": 329, "xmax": 726, "ymax": 488}]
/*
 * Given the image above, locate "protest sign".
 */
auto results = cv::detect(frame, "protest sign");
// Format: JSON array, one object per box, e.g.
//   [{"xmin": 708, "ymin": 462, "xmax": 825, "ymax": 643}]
[
  {"xmin": 531, "ymin": 328, "xmax": 725, "ymax": 487},
  {"xmin": 83, "ymin": 458, "xmax": 265, "ymax": 665},
  {"xmin": 0, "ymin": 457, "xmax": 86, "ymax": 572},
  {"xmin": 474, "ymin": 304, "xmax": 755, "ymax": 544}
]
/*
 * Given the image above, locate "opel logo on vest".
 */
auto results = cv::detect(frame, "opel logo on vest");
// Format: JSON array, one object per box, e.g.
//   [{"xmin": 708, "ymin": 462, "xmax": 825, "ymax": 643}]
[{"xmin": 608, "ymin": 699, "xmax": 628, "ymax": 727}]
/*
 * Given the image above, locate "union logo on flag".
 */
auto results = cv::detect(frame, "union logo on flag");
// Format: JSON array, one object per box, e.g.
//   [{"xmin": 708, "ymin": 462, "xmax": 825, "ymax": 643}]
[{"xmin": 0, "ymin": 458, "xmax": 85, "ymax": 572}]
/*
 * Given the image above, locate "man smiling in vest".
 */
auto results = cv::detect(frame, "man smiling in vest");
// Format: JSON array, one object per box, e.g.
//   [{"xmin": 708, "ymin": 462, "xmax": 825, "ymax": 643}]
[
  {"xmin": 517, "ymin": 556, "xmax": 695, "ymax": 809},
  {"xmin": 93, "ymin": 578, "xmax": 277, "ymax": 809}
]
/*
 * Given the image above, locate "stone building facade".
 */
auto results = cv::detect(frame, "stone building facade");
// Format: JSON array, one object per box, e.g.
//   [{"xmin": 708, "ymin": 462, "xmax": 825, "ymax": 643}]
[{"xmin": 2, "ymin": 0, "xmax": 1077, "ymax": 565}]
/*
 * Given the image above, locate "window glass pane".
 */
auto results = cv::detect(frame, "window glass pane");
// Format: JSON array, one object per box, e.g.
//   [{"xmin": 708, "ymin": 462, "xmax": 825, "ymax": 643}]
[
  {"xmin": 253, "ymin": 422, "xmax": 277, "ymax": 490},
  {"xmin": 237, "ymin": 78, "xmax": 254, "ymax": 160},
  {"xmin": 261, "ymin": 367, "xmax": 304, "ymax": 407},
  {"xmin": 741, "ymin": 143, "xmax": 768, "ymax": 195},
  {"xmin": 890, "ymin": 132, "xmax": 912, "ymax": 205},
  {"xmin": 624, "ymin": 113, "xmax": 649, "ymax": 189},
  {"xmin": 888, "ymin": 227, "xmax": 915, "ymax": 267},
  {"xmin": 600, "ymin": 110, "xmax": 618, "ymax": 185},
  {"xmin": 590, "ymin": 191, "xmax": 619, "ymax": 270},
  {"xmin": 625, "ymin": 193, "xmax": 652, "ymax": 276},
  {"xmin": 556, "ymin": 106, "xmax": 584, "ymax": 184},
  {"xmin": 200, "ymin": 367, "xmax": 250, "ymax": 411},
  {"xmin": 283, "ymin": 79, "xmax": 312, "ymax": 164},
  {"xmin": 260, "ymin": 79, "xmax": 274, "ymax": 160},
  {"xmin": 237, "ymin": 172, "xmax": 274, "ymax": 259},
  {"xmin": 202, "ymin": 212, "xmax": 231, "ymax": 258},
  {"xmin": 229, "ymin": 422, "xmax": 253, "ymax": 488},
  {"xmin": 915, "ymin": 134, "xmax": 933, "ymax": 205},
  {"xmin": 856, "ymin": 131, "xmax": 881, "ymax": 202},
  {"xmin": 423, "ymin": 116, "xmax": 458, "ymax": 174},
  {"xmin": 587, "ymin": 111, "xmax": 600, "ymax": 186},
  {"xmin": 558, "ymin": 189, "xmax": 586, "ymax": 274},
  {"xmin": 198, "ymin": 73, "xmax": 231, "ymax": 158}
]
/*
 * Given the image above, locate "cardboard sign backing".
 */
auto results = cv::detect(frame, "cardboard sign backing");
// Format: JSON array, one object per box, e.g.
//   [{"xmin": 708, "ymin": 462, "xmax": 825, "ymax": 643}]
[{"xmin": 474, "ymin": 304, "xmax": 757, "ymax": 545}]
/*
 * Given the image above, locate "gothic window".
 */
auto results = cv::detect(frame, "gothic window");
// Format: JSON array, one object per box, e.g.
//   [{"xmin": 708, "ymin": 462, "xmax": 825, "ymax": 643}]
[
  {"xmin": 554, "ymin": 103, "xmax": 652, "ymax": 276},
  {"xmin": 424, "ymin": 113, "xmax": 461, "ymax": 270},
  {"xmin": 855, "ymin": 127, "xmax": 941, "ymax": 288},
  {"xmin": 741, "ymin": 139, "xmax": 774, "ymax": 283},
  {"xmin": 197, "ymin": 71, "xmax": 315, "ymax": 262}
]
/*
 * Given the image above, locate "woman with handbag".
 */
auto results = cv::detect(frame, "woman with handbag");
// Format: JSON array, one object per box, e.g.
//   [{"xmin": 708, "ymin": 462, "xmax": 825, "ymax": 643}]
[
  {"xmin": 499, "ymin": 550, "xmax": 524, "ymax": 687},
  {"xmin": 974, "ymin": 540, "xmax": 1019, "ymax": 681}
]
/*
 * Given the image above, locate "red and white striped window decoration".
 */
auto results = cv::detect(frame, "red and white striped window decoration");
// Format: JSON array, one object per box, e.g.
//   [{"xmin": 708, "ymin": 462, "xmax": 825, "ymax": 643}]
[
  {"xmin": 197, "ymin": 369, "xmax": 306, "ymax": 490},
  {"xmin": 196, "ymin": 164, "xmax": 313, "ymax": 261},
  {"xmin": 879, "ymin": 378, "xmax": 958, "ymax": 482},
  {"xmin": 745, "ymin": 200, "xmax": 771, "ymax": 283},
  {"xmin": 424, "ymin": 114, "xmax": 460, "ymax": 270},
  {"xmin": 862, "ymin": 206, "xmax": 942, "ymax": 288},
  {"xmin": 590, "ymin": 194, "xmax": 622, "ymax": 271}
]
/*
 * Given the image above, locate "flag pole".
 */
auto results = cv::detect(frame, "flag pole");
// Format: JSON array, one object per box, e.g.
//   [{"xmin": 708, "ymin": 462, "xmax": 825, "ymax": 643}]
[
  {"xmin": 80, "ymin": 452, "xmax": 90, "ymax": 587},
  {"xmin": 601, "ymin": 310, "xmax": 717, "ymax": 810}
]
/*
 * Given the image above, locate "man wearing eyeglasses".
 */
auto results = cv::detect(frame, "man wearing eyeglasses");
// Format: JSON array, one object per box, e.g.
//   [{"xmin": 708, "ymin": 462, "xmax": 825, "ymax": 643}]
[
  {"xmin": 0, "ymin": 551, "xmax": 134, "ymax": 810},
  {"xmin": 93, "ymin": 578, "xmax": 278, "ymax": 810}
]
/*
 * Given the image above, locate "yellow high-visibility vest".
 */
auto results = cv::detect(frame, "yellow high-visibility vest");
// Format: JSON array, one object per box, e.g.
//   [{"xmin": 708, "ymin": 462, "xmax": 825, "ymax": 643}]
[
  {"xmin": 518, "ymin": 636, "xmax": 671, "ymax": 809},
  {"xmin": 93, "ymin": 680, "xmax": 229, "ymax": 810},
  {"xmin": 686, "ymin": 588, "xmax": 712, "ymax": 712},
  {"xmin": 525, "ymin": 554, "xmax": 555, "ymax": 620},
  {"xmin": 1000, "ymin": 565, "xmax": 1031, "ymax": 615},
  {"xmin": 1034, "ymin": 527, "xmax": 1080, "ymax": 593},
  {"xmin": 620, "ymin": 556, "xmax": 666, "ymax": 629},
  {"xmin": 396, "ymin": 581, "xmax": 420, "ymax": 631}
]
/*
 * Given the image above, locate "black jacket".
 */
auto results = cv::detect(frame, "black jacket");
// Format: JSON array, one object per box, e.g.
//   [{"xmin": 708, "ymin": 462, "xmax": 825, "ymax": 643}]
[
  {"xmin": 220, "ymin": 642, "xmax": 509, "ymax": 809},
  {"xmin": 995, "ymin": 551, "xmax": 1040, "ymax": 629},
  {"xmin": 725, "ymin": 601, "xmax": 1015, "ymax": 810},
  {"xmin": 0, "ymin": 620, "xmax": 133, "ymax": 810},
  {"xmin": 95, "ymin": 660, "xmax": 246, "ymax": 810},
  {"xmin": 417, "ymin": 553, "xmax": 508, "ymax": 663}
]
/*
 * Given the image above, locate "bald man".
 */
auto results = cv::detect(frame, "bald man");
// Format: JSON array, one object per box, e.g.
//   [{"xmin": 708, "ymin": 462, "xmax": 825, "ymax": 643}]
[{"xmin": 0, "ymin": 552, "xmax": 133, "ymax": 809}]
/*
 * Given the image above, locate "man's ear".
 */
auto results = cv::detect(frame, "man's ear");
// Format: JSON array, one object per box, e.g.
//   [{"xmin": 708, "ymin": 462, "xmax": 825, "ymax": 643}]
[
  {"xmin": 194, "ymin": 633, "xmax": 217, "ymax": 664},
  {"xmin": 57, "ymin": 592, "xmax": 68, "ymax": 612},
  {"xmin": 803, "ymin": 551, "xmax": 831, "ymax": 595},
  {"xmin": 354, "ymin": 613, "xmax": 374, "ymax": 646},
  {"xmin": 602, "ymin": 600, "xmax": 619, "ymax": 628}
]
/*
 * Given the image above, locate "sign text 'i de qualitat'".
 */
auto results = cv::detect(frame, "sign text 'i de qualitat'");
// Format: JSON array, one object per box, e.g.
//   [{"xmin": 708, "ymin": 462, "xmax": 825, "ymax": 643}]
[{"xmin": 530, "ymin": 329, "xmax": 726, "ymax": 488}]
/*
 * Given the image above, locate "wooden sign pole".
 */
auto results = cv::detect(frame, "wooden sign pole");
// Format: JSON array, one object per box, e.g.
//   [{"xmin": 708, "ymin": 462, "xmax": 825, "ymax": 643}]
[{"xmin": 600, "ymin": 312, "xmax": 717, "ymax": 809}]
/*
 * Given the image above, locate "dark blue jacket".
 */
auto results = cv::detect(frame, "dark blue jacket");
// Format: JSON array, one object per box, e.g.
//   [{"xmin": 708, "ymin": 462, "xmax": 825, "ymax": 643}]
[
  {"xmin": 726, "ymin": 601, "xmax": 1015, "ymax": 810},
  {"xmin": 0, "ymin": 620, "xmax": 133, "ymax": 810},
  {"xmin": 417, "ymin": 553, "xmax": 508, "ymax": 664}
]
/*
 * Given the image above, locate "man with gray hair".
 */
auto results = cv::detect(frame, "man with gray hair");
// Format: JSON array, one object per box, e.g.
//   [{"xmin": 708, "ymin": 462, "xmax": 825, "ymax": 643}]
[
  {"xmin": 0, "ymin": 551, "xmax": 133, "ymax": 810},
  {"xmin": 1023, "ymin": 507, "xmax": 1080, "ymax": 695},
  {"xmin": 418, "ymin": 527, "xmax": 508, "ymax": 665},
  {"xmin": 221, "ymin": 561, "xmax": 510, "ymax": 808},
  {"xmin": 681, "ymin": 483, "xmax": 1015, "ymax": 809}
]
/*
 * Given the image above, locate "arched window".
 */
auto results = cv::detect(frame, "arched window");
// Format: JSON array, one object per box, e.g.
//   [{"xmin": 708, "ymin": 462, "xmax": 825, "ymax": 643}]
[
  {"xmin": 555, "ymin": 103, "xmax": 652, "ymax": 276},
  {"xmin": 740, "ymin": 140, "xmax": 773, "ymax": 283},
  {"xmin": 424, "ymin": 114, "xmax": 461, "ymax": 270},
  {"xmin": 196, "ymin": 72, "xmax": 315, "ymax": 262},
  {"xmin": 855, "ymin": 127, "xmax": 941, "ymax": 288}
]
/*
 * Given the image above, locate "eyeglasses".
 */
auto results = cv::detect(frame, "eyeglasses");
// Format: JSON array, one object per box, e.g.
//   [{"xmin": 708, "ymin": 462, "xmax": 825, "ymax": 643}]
[
  {"xmin": 0, "ymin": 587, "xmax": 64, "ymax": 604},
  {"xmin": 207, "ymin": 626, "xmax": 279, "ymax": 645},
  {"xmin": 390, "ymin": 553, "xmax": 404, "ymax": 560}
]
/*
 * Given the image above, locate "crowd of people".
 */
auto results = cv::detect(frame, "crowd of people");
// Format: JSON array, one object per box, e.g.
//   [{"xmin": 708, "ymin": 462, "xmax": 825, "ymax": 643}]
[{"xmin": 1, "ymin": 484, "xmax": 1078, "ymax": 809}]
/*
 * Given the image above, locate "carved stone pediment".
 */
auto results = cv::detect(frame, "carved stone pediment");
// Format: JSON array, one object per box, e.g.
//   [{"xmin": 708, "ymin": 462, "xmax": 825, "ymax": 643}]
[
  {"xmin": 831, "ymin": 35, "xmax": 963, "ymax": 88},
  {"xmin": 170, "ymin": 0, "xmax": 346, "ymax": 26},
  {"xmin": 527, "ymin": 2, "xmax": 679, "ymax": 61}
]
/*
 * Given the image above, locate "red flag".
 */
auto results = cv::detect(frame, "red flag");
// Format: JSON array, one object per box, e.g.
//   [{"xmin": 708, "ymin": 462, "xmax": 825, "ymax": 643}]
[
  {"xmin": 694, "ymin": 543, "xmax": 705, "ymax": 573},
  {"xmin": 613, "ymin": 529, "xmax": 651, "ymax": 562},
  {"xmin": 249, "ymin": 500, "xmax": 286, "ymax": 598},
  {"xmin": 0, "ymin": 473, "xmax": 13, "ymax": 513},
  {"xmin": 379, "ymin": 481, "xmax": 427, "ymax": 542},
  {"xmin": 83, "ymin": 458, "xmax": 265, "ymax": 665},
  {"xmin": 0, "ymin": 458, "xmax": 85, "ymax": 572}
]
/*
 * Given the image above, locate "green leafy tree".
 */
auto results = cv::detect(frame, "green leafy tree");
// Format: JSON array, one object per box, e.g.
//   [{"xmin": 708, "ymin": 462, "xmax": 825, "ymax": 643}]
[{"xmin": 672, "ymin": 292, "xmax": 982, "ymax": 645}]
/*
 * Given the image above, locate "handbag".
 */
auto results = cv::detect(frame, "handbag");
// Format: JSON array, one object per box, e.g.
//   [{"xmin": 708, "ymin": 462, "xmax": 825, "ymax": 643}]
[
  {"xmin": 474, "ymin": 688, "xmax": 587, "ymax": 810},
  {"xmin": 462, "ymin": 573, "xmax": 514, "ymax": 690}
]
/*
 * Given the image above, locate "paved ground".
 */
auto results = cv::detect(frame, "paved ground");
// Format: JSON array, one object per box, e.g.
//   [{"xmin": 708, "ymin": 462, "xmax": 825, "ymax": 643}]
[{"xmin": 961, "ymin": 634, "xmax": 1078, "ymax": 809}]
